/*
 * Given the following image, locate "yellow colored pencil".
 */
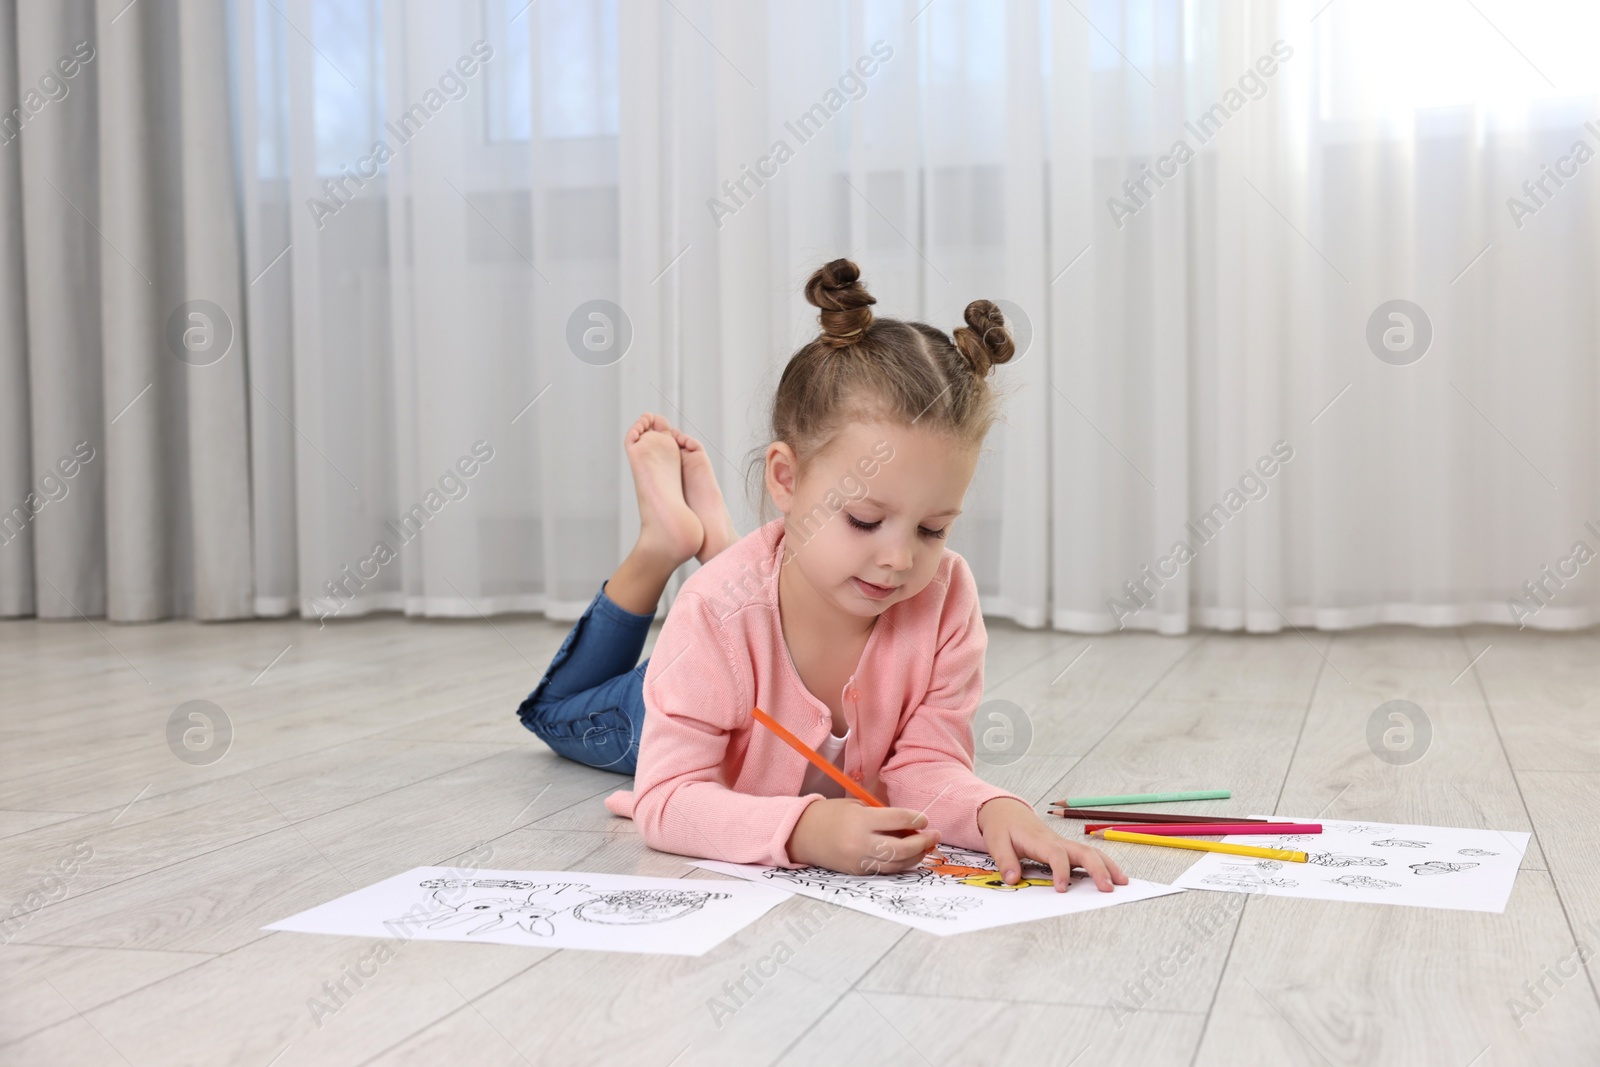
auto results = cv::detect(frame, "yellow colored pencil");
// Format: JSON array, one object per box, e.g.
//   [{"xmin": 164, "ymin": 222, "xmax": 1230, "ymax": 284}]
[{"xmin": 1100, "ymin": 829, "xmax": 1307, "ymax": 863}]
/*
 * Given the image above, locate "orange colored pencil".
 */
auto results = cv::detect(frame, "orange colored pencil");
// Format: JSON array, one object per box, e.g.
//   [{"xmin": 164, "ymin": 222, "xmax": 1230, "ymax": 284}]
[{"xmin": 751, "ymin": 706, "xmax": 946, "ymax": 863}]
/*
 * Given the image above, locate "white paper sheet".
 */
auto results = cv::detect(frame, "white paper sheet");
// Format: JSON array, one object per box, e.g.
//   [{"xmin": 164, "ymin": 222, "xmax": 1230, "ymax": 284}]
[
  {"xmin": 264, "ymin": 867, "xmax": 792, "ymax": 956},
  {"xmin": 1172, "ymin": 817, "xmax": 1531, "ymax": 913},
  {"xmin": 691, "ymin": 844, "xmax": 1183, "ymax": 936}
]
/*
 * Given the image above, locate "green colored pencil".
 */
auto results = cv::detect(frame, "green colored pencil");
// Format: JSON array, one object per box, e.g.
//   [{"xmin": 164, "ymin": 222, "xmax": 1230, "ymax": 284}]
[{"xmin": 1058, "ymin": 789, "xmax": 1230, "ymax": 807}]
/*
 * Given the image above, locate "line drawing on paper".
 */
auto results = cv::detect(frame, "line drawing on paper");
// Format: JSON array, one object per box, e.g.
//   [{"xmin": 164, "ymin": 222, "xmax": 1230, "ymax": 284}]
[
  {"xmin": 397, "ymin": 881, "xmax": 732, "ymax": 939},
  {"xmin": 571, "ymin": 889, "xmax": 738, "ymax": 925},
  {"xmin": 420, "ymin": 890, "xmax": 568, "ymax": 936},
  {"xmin": 877, "ymin": 893, "xmax": 984, "ymax": 920},
  {"xmin": 1201, "ymin": 871, "xmax": 1298, "ymax": 889},
  {"xmin": 762, "ymin": 867, "xmax": 984, "ymax": 920},
  {"xmin": 1410, "ymin": 862, "xmax": 1479, "ymax": 876},
  {"xmin": 420, "ymin": 878, "xmax": 539, "ymax": 891},
  {"xmin": 1327, "ymin": 875, "xmax": 1402, "ymax": 889},
  {"xmin": 1305, "ymin": 853, "xmax": 1389, "ymax": 868},
  {"xmin": 922, "ymin": 845, "xmax": 1057, "ymax": 888},
  {"xmin": 1173, "ymin": 820, "xmax": 1532, "ymax": 913},
  {"xmin": 756, "ymin": 845, "xmax": 1056, "ymax": 921}
]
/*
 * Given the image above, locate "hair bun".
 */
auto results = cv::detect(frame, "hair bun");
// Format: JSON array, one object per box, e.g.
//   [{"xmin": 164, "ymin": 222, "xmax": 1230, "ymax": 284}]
[
  {"xmin": 953, "ymin": 299, "xmax": 1015, "ymax": 376},
  {"xmin": 805, "ymin": 258, "xmax": 876, "ymax": 349}
]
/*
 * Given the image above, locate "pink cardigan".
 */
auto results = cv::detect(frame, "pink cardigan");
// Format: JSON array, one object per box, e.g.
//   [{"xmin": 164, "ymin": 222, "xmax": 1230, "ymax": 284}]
[{"xmin": 603, "ymin": 517, "xmax": 1030, "ymax": 868}]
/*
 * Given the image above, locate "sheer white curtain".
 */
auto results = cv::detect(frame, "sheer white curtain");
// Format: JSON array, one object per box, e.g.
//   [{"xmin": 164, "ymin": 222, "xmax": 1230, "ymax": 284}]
[
  {"xmin": 234, "ymin": 0, "xmax": 1595, "ymax": 634},
  {"xmin": 11, "ymin": 0, "xmax": 1591, "ymax": 630}
]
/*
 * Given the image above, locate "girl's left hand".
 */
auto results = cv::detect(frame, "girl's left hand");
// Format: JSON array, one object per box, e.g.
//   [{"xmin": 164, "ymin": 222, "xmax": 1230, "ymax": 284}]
[{"xmin": 976, "ymin": 797, "xmax": 1129, "ymax": 892}]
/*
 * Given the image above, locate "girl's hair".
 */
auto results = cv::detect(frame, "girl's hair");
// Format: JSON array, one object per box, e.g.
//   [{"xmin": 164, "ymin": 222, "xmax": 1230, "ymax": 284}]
[{"xmin": 749, "ymin": 258, "xmax": 1015, "ymax": 511}]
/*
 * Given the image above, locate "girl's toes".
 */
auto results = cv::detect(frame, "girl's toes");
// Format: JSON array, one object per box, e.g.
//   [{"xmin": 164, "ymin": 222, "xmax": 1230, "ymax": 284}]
[
  {"xmin": 679, "ymin": 440, "xmax": 738, "ymax": 563},
  {"xmin": 625, "ymin": 412, "xmax": 656, "ymax": 445},
  {"xmin": 626, "ymin": 430, "xmax": 703, "ymax": 564}
]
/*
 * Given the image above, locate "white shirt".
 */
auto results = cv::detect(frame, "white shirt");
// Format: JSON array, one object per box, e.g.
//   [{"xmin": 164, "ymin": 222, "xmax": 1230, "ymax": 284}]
[{"xmin": 798, "ymin": 725, "xmax": 850, "ymax": 799}]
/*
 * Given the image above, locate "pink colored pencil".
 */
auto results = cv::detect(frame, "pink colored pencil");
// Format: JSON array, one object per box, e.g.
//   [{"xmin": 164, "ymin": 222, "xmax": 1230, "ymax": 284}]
[{"xmin": 1084, "ymin": 822, "xmax": 1322, "ymax": 836}]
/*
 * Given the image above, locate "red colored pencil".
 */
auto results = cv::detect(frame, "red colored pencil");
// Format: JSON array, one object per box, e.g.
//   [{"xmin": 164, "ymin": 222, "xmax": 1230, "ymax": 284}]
[{"xmin": 1083, "ymin": 822, "xmax": 1321, "ymax": 836}]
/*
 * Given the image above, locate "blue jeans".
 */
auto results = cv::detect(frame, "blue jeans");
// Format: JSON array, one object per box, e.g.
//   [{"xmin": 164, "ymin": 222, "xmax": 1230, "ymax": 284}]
[{"xmin": 516, "ymin": 580, "xmax": 653, "ymax": 776}]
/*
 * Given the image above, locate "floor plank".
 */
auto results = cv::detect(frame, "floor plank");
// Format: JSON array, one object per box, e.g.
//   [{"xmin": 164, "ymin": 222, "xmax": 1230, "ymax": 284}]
[
  {"xmin": 0, "ymin": 942, "xmax": 213, "ymax": 1046},
  {"xmin": 1192, "ymin": 629, "xmax": 1600, "ymax": 1065},
  {"xmin": 0, "ymin": 809, "xmax": 83, "ymax": 839},
  {"xmin": 1191, "ymin": 873, "xmax": 1600, "ymax": 1066},
  {"xmin": 776, "ymin": 993, "xmax": 1206, "ymax": 1067}
]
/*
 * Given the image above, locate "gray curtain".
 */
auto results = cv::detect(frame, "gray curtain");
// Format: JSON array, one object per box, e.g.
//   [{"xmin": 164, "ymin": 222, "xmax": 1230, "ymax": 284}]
[{"xmin": 0, "ymin": 0, "xmax": 252, "ymax": 622}]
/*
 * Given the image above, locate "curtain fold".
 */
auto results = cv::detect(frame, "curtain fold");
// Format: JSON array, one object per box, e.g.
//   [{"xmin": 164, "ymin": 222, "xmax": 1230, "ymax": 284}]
[
  {"xmin": 0, "ymin": 0, "xmax": 32, "ymax": 617},
  {"xmin": 1, "ymin": 0, "xmax": 1597, "ymax": 634},
  {"xmin": 11, "ymin": 1, "xmax": 105, "ymax": 620},
  {"xmin": 1, "ymin": 0, "xmax": 251, "ymax": 622}
]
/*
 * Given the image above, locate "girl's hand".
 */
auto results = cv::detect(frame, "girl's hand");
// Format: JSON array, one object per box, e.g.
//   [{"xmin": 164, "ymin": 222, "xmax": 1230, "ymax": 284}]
[
  {"xmin": 786, "ymin": 798, "xmax": 942, "ymax": 875},
  {"xmin": 977, "ymin": 797, "xmax": 1129, "ymax": 892}
]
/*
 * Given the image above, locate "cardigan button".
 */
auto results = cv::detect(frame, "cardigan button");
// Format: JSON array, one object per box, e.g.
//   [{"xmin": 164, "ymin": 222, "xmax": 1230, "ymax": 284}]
[
  {"xmin": 849, "ymin": 770, "xmax": 862, "ymax": 781},
  {"xmin": 845, "ymin": 686, "xmax": 861, "ymax": 702}
]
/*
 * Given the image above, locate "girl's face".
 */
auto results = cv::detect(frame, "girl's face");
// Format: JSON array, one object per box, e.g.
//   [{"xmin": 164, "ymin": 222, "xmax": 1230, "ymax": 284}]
[{"xmin": 766, "ymin": 419, "xmax": 979, "ymax": 621}]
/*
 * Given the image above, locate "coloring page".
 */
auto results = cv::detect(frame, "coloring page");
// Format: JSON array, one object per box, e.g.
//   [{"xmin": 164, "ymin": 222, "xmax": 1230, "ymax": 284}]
[
  {"xmin": 692, "ymin": 844, "xmax": 1182, "ymax": 936},
  {"xmin": 1172, "ymin": 818, "xmax": 1530, "ymax": 913},
  {"xmin": 265, "ymin": 867, "xmax": 790, "ymax": 957}
]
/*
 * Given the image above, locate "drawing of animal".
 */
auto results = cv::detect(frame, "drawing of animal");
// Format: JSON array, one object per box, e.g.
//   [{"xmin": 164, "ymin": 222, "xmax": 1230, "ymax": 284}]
[
  {"xmin": 950, "ymin": 873, "xmax": 1056, "ymax": 891},
  {"xmin": 571, "ymin": 889, "xmax": 732, "ymax": 925},
  {"xmin": 1458, "ymin": 849, "xmax": 1498, "ymax": 857},
  {"xmin": 1371, "ymin": 838, "xmax": 1429, "ymax": 848},
  {"xmin": 922, "ymin": 861, "xmax": 999, "ymax": 879},
  {"xmin": 874, "ymin": 892, "xmax": 983, "ymax": 920},
  {"xmin": 420, "ymin": 890, "xmax": 571, "ymax": 937},
  {"xmin": 1327, "ymin": 875, "xmax": 1401, "ymax": 889},
  {"xmin": 1305, "ymin": 853, "xmax": 1388, "ymax": 868},
  {"xmin": 922, "ymin": 847, "xmax": 1055, "ymax": 890},
  {"xmin": 763, "ymin": 865, "xmax": 991, "ymax": 919},
  {"xmin": 1201, "ymin": 872, "xmax": 1297, "ymax": 889},
  {"xmin": 402, "ymin": 882, "xmax": 736, "ymax": 938},
  {"xmin": 767, "ymin": 866, "xmax": 936, "ymax": 893},
  {"xmin": 418, "ymin": 878, "xmax": 538, "ymax": 891},
  {"xmin": 1410, "ymin": 861, "xmax": 1478, "ymax": 876},
  {"xmin": 932, "ymin": 845, "xmax": 998, "ymax": 867},
  {"xmin": 409, "ymin": 882, "xmax": 582, "ymax": 938}
]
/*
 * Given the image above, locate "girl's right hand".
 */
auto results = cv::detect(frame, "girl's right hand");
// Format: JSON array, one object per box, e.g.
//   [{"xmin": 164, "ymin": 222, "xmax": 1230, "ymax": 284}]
[{"xmin": 785, "ymin": 798, "xmax": 942, "ymax": 875}]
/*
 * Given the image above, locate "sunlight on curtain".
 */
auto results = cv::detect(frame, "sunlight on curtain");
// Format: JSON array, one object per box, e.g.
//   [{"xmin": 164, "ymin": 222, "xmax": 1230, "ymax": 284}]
[{"xmin": 1319, "ymin": 0, "xmax": 1600, "ymax": 120}]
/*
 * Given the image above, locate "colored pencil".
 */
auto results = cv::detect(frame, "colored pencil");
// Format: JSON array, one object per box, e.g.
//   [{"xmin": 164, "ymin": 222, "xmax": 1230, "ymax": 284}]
[
  {"xmin": 751, "ymin": 707, "xmax": 946, "ymax": 862},
  {"xmin": 1083, "ymin": 822, "xmax": 1321, "ymax": 836},
  {"xmin": 1049, "ymin": 808, "xmax": 1274, "ymax": 825},
  {"xmin": 1058, "ymin": 790, "xmax": 1230, "ymax": 807},
  {"xmin": 1098, "ymin": 829, "xmax": 1307, "ymax": 862}
]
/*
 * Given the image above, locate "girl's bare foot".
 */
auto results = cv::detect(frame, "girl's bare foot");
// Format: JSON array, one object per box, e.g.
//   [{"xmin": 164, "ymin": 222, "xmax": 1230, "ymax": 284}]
[
  {"xmin": 625, "ymin": 413, "xmax": 703, "ymax": 567},
  {"xmin": 671, "ymin": 429, "xmax": 739, "ymax": 563}
]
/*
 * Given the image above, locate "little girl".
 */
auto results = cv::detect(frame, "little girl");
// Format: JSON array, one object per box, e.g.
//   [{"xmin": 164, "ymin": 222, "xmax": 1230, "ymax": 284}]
[{"xmin": 517, "ymin": 259, "xmax": 1126, "ymax": 893}]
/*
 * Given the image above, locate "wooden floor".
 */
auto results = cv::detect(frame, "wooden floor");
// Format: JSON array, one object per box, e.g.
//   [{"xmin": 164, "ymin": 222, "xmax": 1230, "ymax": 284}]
[{"xmin": 1, "ymin": 613, "xmax": 1596, "ymax": 1067}]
